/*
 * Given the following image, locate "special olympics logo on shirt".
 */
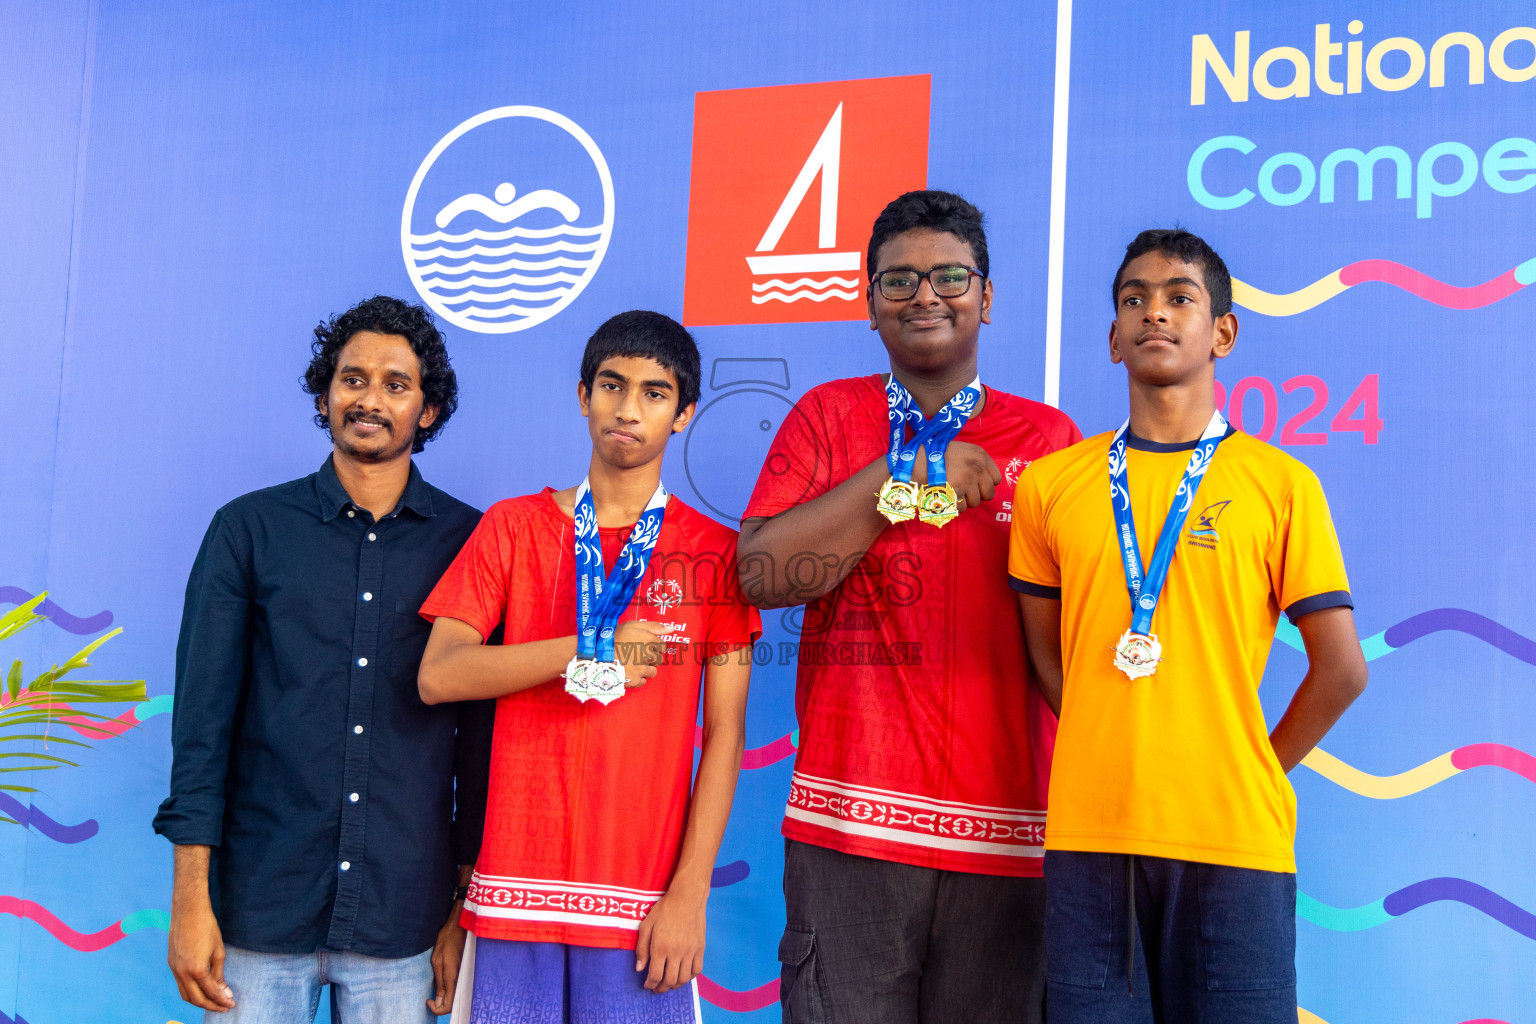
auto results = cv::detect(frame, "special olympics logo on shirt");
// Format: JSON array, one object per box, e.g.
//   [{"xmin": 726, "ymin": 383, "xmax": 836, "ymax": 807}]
[
  {"xmin": 1004, "ymin": 457, "xmax": 1029, "ymax": 487},
  {"xmin": 401, "ymin": 107, "xmax": 615, "ymax": 334},
  {"xmin": 644, "ymin": 578, "xmax": 684, "ymax": 615}
]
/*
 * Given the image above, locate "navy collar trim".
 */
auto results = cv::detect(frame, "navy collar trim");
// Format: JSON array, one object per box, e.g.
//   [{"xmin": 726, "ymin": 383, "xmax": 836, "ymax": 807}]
[
  {"xmin": 316, "ymin": 455, "xmax": 436, "ymax": 521},
  {"xmin": 1125, "ymin": 424, "xmax": 1237, "ymax": 453}
]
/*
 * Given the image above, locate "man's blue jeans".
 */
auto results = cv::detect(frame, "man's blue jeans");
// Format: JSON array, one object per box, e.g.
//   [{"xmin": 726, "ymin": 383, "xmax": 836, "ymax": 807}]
[{"xmin": 213, "ymin": 945, "xmax": 436, "ymax": 1024}]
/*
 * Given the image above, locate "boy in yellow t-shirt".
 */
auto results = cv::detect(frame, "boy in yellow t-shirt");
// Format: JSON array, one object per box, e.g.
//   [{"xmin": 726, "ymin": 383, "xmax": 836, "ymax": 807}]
[{"xmin": 1008, "ymin": 229, "xmax": 1368, "ymax": 1023}]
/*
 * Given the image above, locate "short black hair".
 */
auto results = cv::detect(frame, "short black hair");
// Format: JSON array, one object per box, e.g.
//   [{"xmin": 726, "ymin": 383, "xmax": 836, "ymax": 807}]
[
  {"xmin": 866, "ymin": 190, "xmax": 989, "ymax": 280},
  {"xmin": 579, "ymin": 310, "xmax": 700, "ymax": 413},
  {"xmin": 301, "ymin": 295, "xmax": 458, "ymax": 453},
  {"xmin": 1112, "ymin": 229, "xmax": 1232, "ymax": 318}
]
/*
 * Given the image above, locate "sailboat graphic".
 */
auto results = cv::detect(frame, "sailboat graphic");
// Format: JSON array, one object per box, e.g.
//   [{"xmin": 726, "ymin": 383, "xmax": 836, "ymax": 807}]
[{"xmin": 746, "ymin": 104, "xmax": 861, "ymax": 306}]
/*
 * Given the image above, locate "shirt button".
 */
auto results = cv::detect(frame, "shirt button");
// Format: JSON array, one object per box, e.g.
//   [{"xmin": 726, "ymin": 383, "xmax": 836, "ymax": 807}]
[
  {"xmin": 367, "ymin": 532, "xmax": 376, "ymax": 542},
  {"xmin": 357, "ymin": 657, "xmax": 368, "ymax": 667},
  {"xmin": 354, "ymin": 725, "xmax": 364, "ymax": 734},
  {"xmin": 349, "ymin": 793, "xmax": 359, "ymax": 803},
  {"xmin": 347, "ymin": 510, "xmax": 355, "ymax": 518},
  {"xmin": 340, "ymin": 861, "xmax": 351, "ymax": 871},
  {"xmin": 362, "ymin": 592, "xmax": 373, "ymax": 602}
]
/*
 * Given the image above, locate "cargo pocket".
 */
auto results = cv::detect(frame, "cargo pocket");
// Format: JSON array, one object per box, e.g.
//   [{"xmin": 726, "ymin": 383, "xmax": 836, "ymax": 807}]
[
  {"xmin": 1197, "ymin": 864, "xmax": 1297, "ymax": 991},
  {"xmin": 778, "ymin": 927, "xmax": 829, "ymax": 1023}
]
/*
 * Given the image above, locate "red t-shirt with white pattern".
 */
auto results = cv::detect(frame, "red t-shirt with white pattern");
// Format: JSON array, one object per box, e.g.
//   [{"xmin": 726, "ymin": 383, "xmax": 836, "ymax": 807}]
[
  {"xmin": 744, "ymin": 375, "xmax": 1080, "ymax": 876},
  {"xmin": 420, "ymin": 489, "xmax": 761, "ymax": 948}
]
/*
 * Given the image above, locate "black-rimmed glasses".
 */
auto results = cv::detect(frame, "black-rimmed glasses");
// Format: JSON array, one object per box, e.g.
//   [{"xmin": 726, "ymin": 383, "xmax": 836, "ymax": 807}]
[{"xmin": 871, "ymin": 265, "xmax": 984, "ymax": 301}]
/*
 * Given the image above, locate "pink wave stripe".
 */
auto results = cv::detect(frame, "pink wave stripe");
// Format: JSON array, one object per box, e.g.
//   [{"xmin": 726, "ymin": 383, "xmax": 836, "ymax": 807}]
[
  {"xmin": 1451, "ymin": 743, "xmax": 1536, "ymax": 785},
  {"xmin": 0, "ymin": 896, "xmax": 125, "ymax": 952},
  {"xmin": 697, "ymin": 974, "xmax": 779, "ymax": 1012},
  {"xmin": 1339, "ymin": 260, "xmax": 1523, "ymax": 309},
  {"xmin": 694, "ymin": 727, "xmax": 797, "ymax": 769}
]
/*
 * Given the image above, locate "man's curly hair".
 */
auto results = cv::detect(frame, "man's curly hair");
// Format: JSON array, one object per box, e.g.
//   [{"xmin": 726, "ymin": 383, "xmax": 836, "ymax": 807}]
[{"xmin": 301, "ymin": 296, "xmax": 458, "ymax": 454}]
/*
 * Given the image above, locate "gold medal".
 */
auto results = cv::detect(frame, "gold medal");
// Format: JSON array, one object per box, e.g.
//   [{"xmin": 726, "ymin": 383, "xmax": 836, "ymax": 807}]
[
  {"xmin": 917, "ymin": 483, "xmax": 961, "ymax": 528},
  {"xmin": 876, "ymin": 478, "xmax": 920, "ymax": 523}
]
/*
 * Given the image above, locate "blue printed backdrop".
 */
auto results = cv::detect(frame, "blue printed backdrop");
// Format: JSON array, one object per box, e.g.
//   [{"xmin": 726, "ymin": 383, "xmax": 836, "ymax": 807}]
[{"xmin": 0, "ymin": 2, "xmax": 1529, "ymax": 1022}]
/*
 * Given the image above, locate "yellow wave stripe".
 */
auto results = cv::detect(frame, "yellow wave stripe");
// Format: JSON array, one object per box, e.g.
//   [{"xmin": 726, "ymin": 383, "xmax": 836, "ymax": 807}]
[
  {"xmin": 1298, "ymin": 1010, "xmax": 1328, "ymax": 1024},
  {"xmin": 1301, "ymin": 747, "xmax": 1459, "ymax": 799},
  {"xmin": 1231, "ymin": 270, "xmax": 1347, "ymax": 316}
]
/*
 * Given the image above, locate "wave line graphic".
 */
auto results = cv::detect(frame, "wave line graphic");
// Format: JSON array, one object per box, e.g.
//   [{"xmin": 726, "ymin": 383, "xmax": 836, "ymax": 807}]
[
  {"xmin": 1302, "ymin": 743, "xmax": 1536, "ymax": 798},
  {"xmin": 697, "ymin": 975, "xmax": 781, "ymax": 1013},
  {"xmin": 437, "ymin": 286, "xmax": 571, "ymax": 306},
  {"xmin": 751, "ymin": 276, "xmax": 861, "ymax": 292},
  {"xmin": 409, "ymin": 240, "xmax": 601, "ymax": 260},
  {"xmin": 0, "ymin": 896, "xmax": 168, "ymax": 951},
  {"xmin": 51, "ymin": 692, "xmax": 173, "ymax": 739},
  {"xmin": 694, "ymin": 727, "xmax": 797, "ymax": 769},
  {"xmin": 0, "ymin": 793, "xmax": 98, "ymax": 844},
  {"xmin": 418, "ymin": 271, "xmax": 585, "ymax": 290},
  {"xmin": 1299, "ymin": 878, "xmax": 1536, "ymax": 940},
  {"xmin": 752, "ymin": 289, "xmax": 860, "ymax": 304},
  {"xmin": 1233, "ymin": 256, "xmax": 1536, "ymax": 315},
  {"xmin": 1301, "ymin": 1011, "xmax": 1511, "ymax": 1024},
  {"xmin": 409, "ymin": 223, "xmax": 604, "ymax": 245},
  {"xmin": 0, "ymin": 587, "xmax": 113, "ymax": 634},
  {"xmin": 414, "ymin": 257, "xmax": 593, "ymax": 275},
  {"xmin": 1274, "ymin": 607, "xmax": 1536, "ymax": 666}
]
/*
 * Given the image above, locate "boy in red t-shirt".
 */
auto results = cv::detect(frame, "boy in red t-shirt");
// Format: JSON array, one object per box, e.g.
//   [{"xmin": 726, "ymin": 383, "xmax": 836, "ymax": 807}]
[
  {"xmin": 418, "ymin": 310, "xmax": 761, "ymax": 1023},
  {"xmin": 739, "ymin": 191, "xmax": 1080, "ymax": 1024}
]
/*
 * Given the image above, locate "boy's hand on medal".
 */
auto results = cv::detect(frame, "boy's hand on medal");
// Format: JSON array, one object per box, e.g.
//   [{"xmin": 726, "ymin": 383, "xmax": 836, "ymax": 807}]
[
  {"xmin": 923, "ymin": 440, "xmax": 1000, "ymax": 511},
  {"xmin": 616, "ymin": 620, "xmax": 665, "ymax": 685},
  {"xmin": 634, "ymin": 885, "xmax": 707, "ymax": 994}
]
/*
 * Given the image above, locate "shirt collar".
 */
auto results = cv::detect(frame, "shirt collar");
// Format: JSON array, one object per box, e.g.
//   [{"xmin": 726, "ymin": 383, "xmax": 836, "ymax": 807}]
[{"xmin": 315, "ymin": 455, "xmax": 437, "ymax": 522}]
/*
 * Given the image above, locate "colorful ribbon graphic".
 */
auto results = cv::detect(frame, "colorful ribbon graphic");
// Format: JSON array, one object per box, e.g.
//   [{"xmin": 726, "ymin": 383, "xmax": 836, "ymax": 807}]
[
  {"xmin": 1298, "ymin": 878, "xmax": 1536, "ymax": 941},
  {"xmin": 1233, "ymin": 257, "xmax": 1536, "ymax": 316},
  {"xmin": 0, "ymin": 897, "xmax": 167, "ymax": 952},
  {"xmin": 1301, "ymin": 1011, "xmax": 1509, "ymax": 1024},
  {"xmin": 1275, "ymin": 608, "xmax": 1536, "ymax": 666},
  {"xmin": 710, "ymin": 860, "xmax": 750, "ymax": 888},
  {"xmin": 0, "ymin": 588, "xmax": 113, "ymax": 635},
  {"xmin": 56, "ymin": 692, "xmax": 173, "ymax": 739},
  {"xmin": 1303, "ymin": 743, "xmax": 1536, "ymax": 799},
  {"xmin": 698, "ymin": 975, "xmax": 782, "ymax": 1013},
  {"xmin": 694, "ymin": 726, "xmax": 798, "ymax": 769},
  {"xmin": 0, "ymin": 793, "xmax": 98, "ymax": 844}
]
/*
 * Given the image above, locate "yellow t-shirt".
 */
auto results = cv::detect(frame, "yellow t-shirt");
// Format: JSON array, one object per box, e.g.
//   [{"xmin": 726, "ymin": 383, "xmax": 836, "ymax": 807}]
[{"xmin": 1008, "ymin": 427, "xmax": 1351, "ymax": 872}]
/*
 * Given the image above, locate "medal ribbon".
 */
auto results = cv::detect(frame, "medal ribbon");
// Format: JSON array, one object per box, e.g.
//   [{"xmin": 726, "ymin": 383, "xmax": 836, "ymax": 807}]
[
  {"xmin": 1109, "ymin": 411, "xmax": 1228, "ymax": 634},
  {"xmin": 573, "ymin": 479, "xmax": 668, "ymax": 663},
  {"xmin": 885, "ymin": 375, "xmax": 982, "ymax": 485}
]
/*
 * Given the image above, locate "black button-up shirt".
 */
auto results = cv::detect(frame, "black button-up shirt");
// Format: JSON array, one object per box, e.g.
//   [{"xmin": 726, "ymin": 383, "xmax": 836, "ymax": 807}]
[{"xmin": 154, "ymin": 457, "xmax": 492, "ymax": 958}]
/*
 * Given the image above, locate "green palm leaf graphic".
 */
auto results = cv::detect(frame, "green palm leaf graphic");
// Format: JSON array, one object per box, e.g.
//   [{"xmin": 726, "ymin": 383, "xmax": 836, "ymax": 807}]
[{"xmin": 0, "ymin": 593, "xmax": 147, "ymax": 811}]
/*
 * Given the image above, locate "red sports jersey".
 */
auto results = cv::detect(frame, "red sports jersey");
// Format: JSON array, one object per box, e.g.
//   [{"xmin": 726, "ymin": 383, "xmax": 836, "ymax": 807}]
[
  {"xmin": 744, "ymin": 375, "xmax": 1080, "ymax": 876},
  {"xmin": 420, "ymin": 489, "xmax": 761, "ymax": 949}
]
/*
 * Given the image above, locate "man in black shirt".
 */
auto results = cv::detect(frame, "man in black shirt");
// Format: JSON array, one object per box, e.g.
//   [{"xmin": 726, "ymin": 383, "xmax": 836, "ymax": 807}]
[{"xmin": 154, "ymin": 296, "xmax": 490, "ymax": 1021}]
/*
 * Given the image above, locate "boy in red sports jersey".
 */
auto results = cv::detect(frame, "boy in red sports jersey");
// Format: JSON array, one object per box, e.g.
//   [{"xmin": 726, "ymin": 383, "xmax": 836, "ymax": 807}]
[
  {"xmin": 418, "ymin": 310, "xmax": 761, "ymax": 1024},
  {"xmin": 738, "ymin": 191, "xmax": 1081, "ymax": 1024}
]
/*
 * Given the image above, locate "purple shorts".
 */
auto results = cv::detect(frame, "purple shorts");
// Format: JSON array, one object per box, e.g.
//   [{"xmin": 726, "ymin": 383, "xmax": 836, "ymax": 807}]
[{"xmin": 467, "ymin": 938, "xmax": 700, "ymax": 1024}]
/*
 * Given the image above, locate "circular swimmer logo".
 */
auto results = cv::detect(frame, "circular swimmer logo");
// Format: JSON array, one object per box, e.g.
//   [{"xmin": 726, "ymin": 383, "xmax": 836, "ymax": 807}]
[{"xmin": 401, "ymin": 107, "xmax": 615, "ymax": 334}]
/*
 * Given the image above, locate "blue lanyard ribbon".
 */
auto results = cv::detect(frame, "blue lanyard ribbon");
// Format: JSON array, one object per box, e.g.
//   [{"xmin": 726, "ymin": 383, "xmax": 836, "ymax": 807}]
[
  {"xmin": 1109, "ymin": 411, "xmax": 1228, "ymax": 635},
  {"xmin": 574, "ymin": 479, "xmax": 668, "ymax": 662},
  {"xmin": 885, "ymin": 375, "xmax": 982, "ymax": 485}
]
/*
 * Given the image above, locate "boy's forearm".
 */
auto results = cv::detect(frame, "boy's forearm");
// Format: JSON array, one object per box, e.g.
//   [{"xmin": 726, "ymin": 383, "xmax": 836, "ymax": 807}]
[
  {"xmin": 1271, "ymin": 606, "xmax": 1368, "ymax": 772},
  {"xmin": 667, "ymin": 718, "xmax": 745, "ymax": 898},
  {"xmin": 737, "ymin": 457, "xmax": 892, "ymax": 609},
  {"xmin": 420, "ymin": 630, "xmax": 577, "ymax": 703}
]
